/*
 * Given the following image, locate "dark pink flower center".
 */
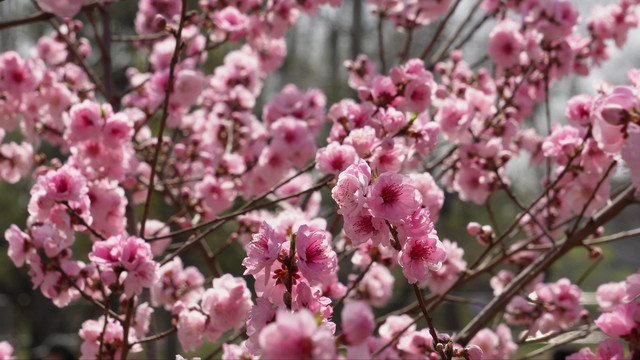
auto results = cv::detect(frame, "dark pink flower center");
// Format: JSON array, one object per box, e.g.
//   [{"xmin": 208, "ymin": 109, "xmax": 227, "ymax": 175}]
[
  {"xmin": 410, "ymin": 241, "xmax": 432, "ymax": 261},
  {"xmin": 380, "ymin": 184, "xmax": 402, "ymax": 204},
  {"xmin": 55, "ymin": 175, "xmax": 69, "ymax": 194}
]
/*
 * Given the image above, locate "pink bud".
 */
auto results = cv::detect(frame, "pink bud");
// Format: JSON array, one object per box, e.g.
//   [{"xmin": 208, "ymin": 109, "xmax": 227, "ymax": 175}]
[
  {"xmin": 450, "ymin": 50, "xmax": 463, "ymax": 63},
  {"xmin": 153, "ymin": 14, "xmax": 167, "ymax": 31},
  {"xmin": 467, "ymin": 222, "xmax": 481, "ymax": 235},
  {"xmin": 601, "ymin": 104, "xmax": 630, "ymax": 125},
  {"xmin": 341, "ymin": 301, "xmax": 375, "ymax": 345},
  {"xmin": 589, "ymin": 246, "xmax": 603, "ymax": 262},
  {"xmin": 465, "ymin": 345, "xmax": 483, "ymax": 360}
]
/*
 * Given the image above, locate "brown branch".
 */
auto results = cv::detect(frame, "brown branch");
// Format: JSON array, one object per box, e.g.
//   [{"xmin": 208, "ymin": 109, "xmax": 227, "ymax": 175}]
[
  {"xmin": 428, "ymin": 0, "xmax": 483, "ymax": 66},
  {"xmin": 419, "ymin": 0, "xmax": 463, "ymax": 60},
  {"xmin": 146, "ymin": 162, "xmax": 318, "ymax": 241},
  {"xmin": 454, "ymin": 184, "xmax": 636, "ymax": 345},
  {"xmin": 112, "ymin": 32, "xmax": 168, "ymax": 42},
  {"xmin": 0, "ymin": 11, "xmax": 52, "ymax": 30},
  {"xmin": 120, "ymin": 298, "xmax": 135, "ymax": 360},
  {"xmin": 516, "ymin": 324, "xmax": 598, "ymax": 360},
  {"xmin": 132, "ymin": 326, "xmax": 177, "ymax": 345},
  {"xmin": 48, "ymin": 18, "xmax": 109, "ymax": 98},
  {"xmin": 139, "ymin": 0, "xmax": 188, "ymax": 237},
  {"xmin": 377, "ymin": 14, "xmax": 387, "ymax": 74},
  {"xmin": 63, "ymin": 201, "xmax": 106, "ymax": 240},
  {"xmin": 160, "ymin": 173, "xmax": 332, "ymax": 265},
  {"xmin": 413, "ymin": 284, "xmax": 445, "ymax": 359}
]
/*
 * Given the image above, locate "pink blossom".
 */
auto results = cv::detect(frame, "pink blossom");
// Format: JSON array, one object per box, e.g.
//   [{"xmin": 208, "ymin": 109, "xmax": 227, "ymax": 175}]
[
  {"xmin": 342, "ymin": 207, "xmax": 390, "ymax": 247},
  {"xmin": 0, "ymin": 141, "xmax": 34, "ymax": 184},
  {"xmin": 597, "ymin": 339, "xmax": 626, "ymax": 360},
  {"xmin": 378, "ymin": 107, "xmax": 407, "ymax": 134},
  {"xmin": 39, "ymin": 165, "xmax": 88, "ymax": 204},
  {"xmin": 66, "ymin": 100, "xmax": 106, "ymax": 142},
  {"xmin": 542, "ymin": 124, "xmax": 583, "ymax": 163},
  {"xmin": 367, "ymin": 172, "xmax": 421, "ymax": 221},
  {"xmin": 331, "ymin": 159, "xmax": 371, "ymax": 216},
  {"xmin": 0, "ymin": 341, "xmax": 14, "ymax": 360},
  {"xmin": 488, "ymin": 19, "xmax": 524, "ymax": 68},
  {"xmin": 258, "ymin": 309, "xmax": 336, "ymax": 359},
  {"xmin": 365, "ymin": 75, "xmax": 397, "ymax": 106},
  {"xmin": 79, "ymin": 316, "xmax": 141, "ymax": 359},
  {"xmin": 344, "ymin": 54, "xmax": 376, "ymax": 89},
  {"xmin": 355, "ymin": 262, "xmax": 395, "ymax": 307},
  {"xmin": 399, "ymin": 79, "xmax": 434, "ymax": 114},
  {"xmin": 316, "ymin": 142, "xmax": 357, "ymax": 175},
  {"xmin": 31, "ymin": 223, "xmax": 74, "ymax": 258},
  {"xmin": 423, "ymin": 239, "xmax": 466, "ymax": 294},
  {"xmin": 409, "ymin": 173, "xmax": 444, "ymax": 222},
  {"xmin": 194, "ymin": 173, "xmax": 236, "ymax": 216},
  {"xmin": 531, "ymin": 278, "xmax": 584, "ymax": 334},
  {"xmin": 436, "ymin": 97, "xmax": 472, "ymax": 143},
  {"xmin": 592, "ymin": 86, "xmax": 638, "ymax": 153},
  {"xmin": 202, "ymin": 274, "xmax": 253, "ymax": 333},
  {"xmin": 177, "ymin": 308, "xmax": 207, "ymax": 352},
  {"xmin": 597, "ymin": 282, "xmax": 627, "ymax": 312},
  {"xmin": 295, "ymin": 225, "xmax": 338, "ymax": 286},
  {"xmin": 292, "ymin": 280, "xmax": 333, "ymax": 322},
  {"xmin": 172, "ymin": 69, "xmax": 204, "ymax": 108},
  {"xmin": 5, "ymin": 224, "xmax": 33, "ymax": 267},
  {"xmin": 0, "ymin": 52, "xmax": 37, "ymax": 95},
  {"xmin": 89, "ymin": 235, "xmax": 159, "ymax": 298},
  {"xmin": 369, "ymin": 141, "xmax": 407, "ymax": 174},
  {"xmin": 269, "ymin": 117, "xmax": 316, "ymax": 167},
  {"xmin": 88, "ymin": 180, "xmax": 127, "ymax": 238},
  {"xmin": 36, "ymin": 0, "xmax": 88, "ymax": 17},
  {"xmin": 625, "ymin": 272, "xmax": 640, "ymax": 302},
  {"xmin": 567, "ymin": 347, "xmax": 598, "ymax": 360},
  {"xmin": 242, "ymin": 221, "xmax": 281, "ymax": 277},
  {"xmin": 565, "ymin": 94, "xmax": 593, "ymax": 127},
  {"xmin": 595, "ymin": 301, "xmax": 640, "ymax": 338},
  {"xmin": 398, "ymin": 230, "xmax": 447, "ymax": 284},
  {"xmin": 379, "ymin": 314, "xmax": 416, "ymax": 342},
  {"xmin": 397, "ymin": 329, "xmax": 435, "ymax": 356},
  {"xmin": 341, "ymin": 301, "xmax": 375, "ymax": 345},
  {"xmin": 246, "ymin": 297, "xmax": 277, "ymax": 355},
  {"xmin": 622, "ymin": 124, "xmax": 640, "ymax": 192},
  {"xmin": 151, "ymin": 257, "xmax": 205, "ymax": 309},
  {"xmin": 222, "ymin": 341, "xmax": 254, "ymax": 360},
  {"xmin": 214, "ymin": 7, "xmax": 248, "ymax": 41},
  {"xmin": 453, "ymin": 164, "xmax": 492, "ymax": 205},
  {"xmin": 469, "ymin": 324, "xmax": 517, "ymax": 359}
]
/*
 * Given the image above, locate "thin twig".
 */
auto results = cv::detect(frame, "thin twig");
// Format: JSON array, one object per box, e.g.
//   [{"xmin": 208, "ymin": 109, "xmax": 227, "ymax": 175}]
[
  {"xmin": 132, "ymin": 326, "xmax": 177, "ymax": 345},
  {"xmin": 48, "ymin": 18, "xmax": 109, "ymax": 98},
  {"xmin": 412, "ymin": 284, "xmax": 445, "ymax": 359},
  {"xmin": 112, "ymin": 32, "xmax": 168, "ymax": 42},
  {"xmin": 139, "ymin": 0, "xmax": 188, "ymax": 237},
  {"xmin": 516, "ymin": 325, "xmax": 598, "ymax": 360},
  {"xmin": 0, "ymin": 11, "xmax": 52, "ymax": 30},
  {"xmin": 160, "ymin": 173, "xmax": 333, "ymax": 265},
  {"xmin": 146, "ymin": 162, "xmax": 318, "ymax": 241},
  {"xmin": 377, "ymin": 14, "xmax": 387, "ymax": 74},
  {"xmin": 454, "ymin": 185, "xmax": 636, "ymax": 345},
  {"xmin": 419, "ymin": 0, "xmax": 463, "ymax": 60},
  {"xmin": 429, "ymin": 0, "xmax": 483, "ymax": 65}
]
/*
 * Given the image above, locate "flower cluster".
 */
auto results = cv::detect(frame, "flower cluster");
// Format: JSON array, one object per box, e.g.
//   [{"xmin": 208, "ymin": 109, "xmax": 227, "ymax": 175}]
[{"xmin": 3, "ymin": 0, "xmax": 640, "ymax": 357}]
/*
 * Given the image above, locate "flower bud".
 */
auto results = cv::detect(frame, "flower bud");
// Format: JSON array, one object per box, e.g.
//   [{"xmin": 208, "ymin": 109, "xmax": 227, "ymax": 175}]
[
  {"xmin": 589, "ymin": 246, "xmax": 603, "ymax": 262},
  {"xmin": 153, "ymin": 14, "xmax": 167, "ymax": 31},
  {"xmin": 467, "ymin": 222, "xmax": 481, "ymax": 235},
  {"xmin": 464, "ymin": 345, "xmax": 483, "ymax": 360}
]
